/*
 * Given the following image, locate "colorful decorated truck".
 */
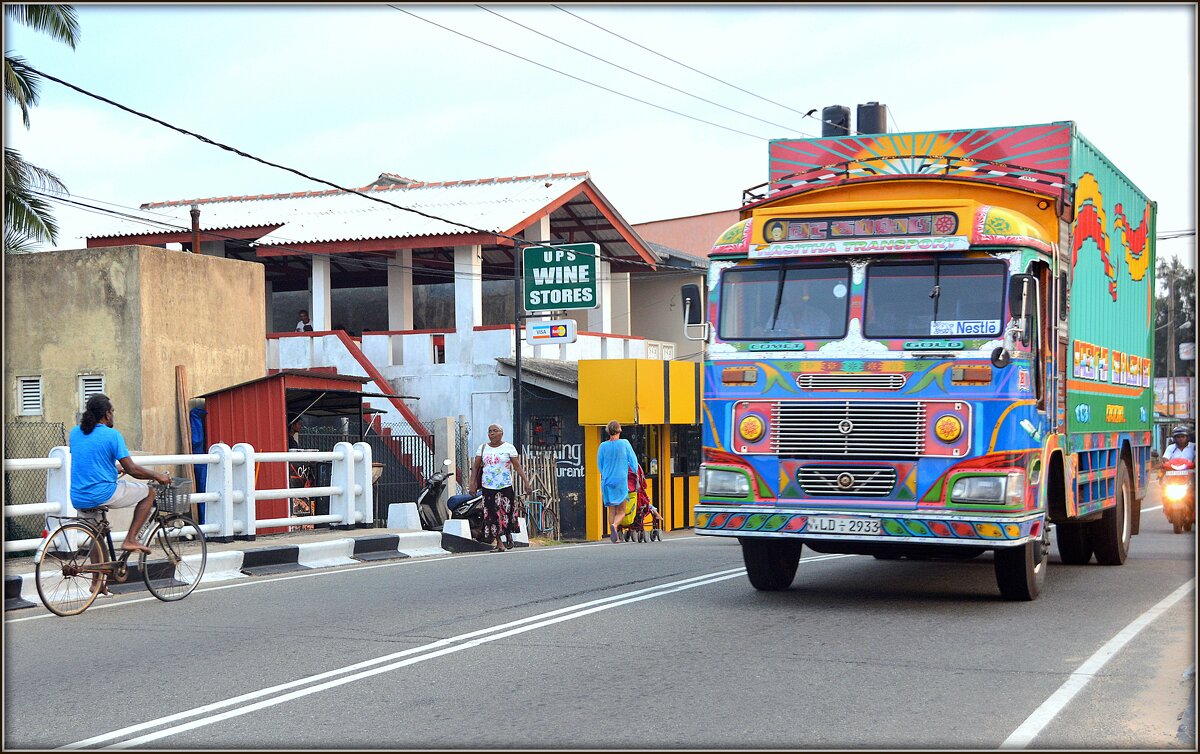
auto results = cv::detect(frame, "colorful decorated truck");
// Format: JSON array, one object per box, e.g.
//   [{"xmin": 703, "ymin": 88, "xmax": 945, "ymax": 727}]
[{"xmin": 681, "ymin": 119, "xmax": 1156, "ymax": 600}]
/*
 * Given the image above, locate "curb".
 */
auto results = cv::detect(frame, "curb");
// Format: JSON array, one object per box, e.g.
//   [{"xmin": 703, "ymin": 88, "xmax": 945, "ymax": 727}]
[{"xmin": 4, "ymin": 530, "xmax": 451, "ymax": 613}]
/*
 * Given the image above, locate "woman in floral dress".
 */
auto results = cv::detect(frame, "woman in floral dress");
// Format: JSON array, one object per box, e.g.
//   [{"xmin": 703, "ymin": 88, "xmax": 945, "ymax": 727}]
[{"xmin": 470, "ymin": 424, "xmax": 533, "ymax": 552}]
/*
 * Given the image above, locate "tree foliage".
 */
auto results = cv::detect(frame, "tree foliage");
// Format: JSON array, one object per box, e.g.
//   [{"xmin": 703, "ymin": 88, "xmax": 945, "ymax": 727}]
[
  {"xmin": 3, "ymin": 4, "xmax": 79, "ymax": 253},
  {"xmin": 1153, "ymin": 254, "xmax": 1196, "ymax": 380}
]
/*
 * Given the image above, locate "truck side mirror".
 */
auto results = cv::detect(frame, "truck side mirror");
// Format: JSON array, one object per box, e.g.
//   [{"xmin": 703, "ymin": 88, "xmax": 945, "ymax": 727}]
[
  {"xmin": 1008, "ymin": 274, "xmax": 1032, "ymax": 319},
  {"xmin": 681, "ymin": 284, "xmax": 704, "ymax": 326}
]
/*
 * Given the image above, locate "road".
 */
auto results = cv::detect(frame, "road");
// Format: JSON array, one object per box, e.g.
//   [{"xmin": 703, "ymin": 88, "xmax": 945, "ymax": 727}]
[{"xmin": 5, "ymin": 486, "xmax": 1194, "ymax": 750}]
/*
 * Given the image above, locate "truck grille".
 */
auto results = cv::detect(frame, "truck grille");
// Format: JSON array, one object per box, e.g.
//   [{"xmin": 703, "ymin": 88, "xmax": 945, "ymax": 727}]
[
  {"xmin": 771, "ymin": 401, "xmax": 926, "ymax": 458},
  {"xmin": 797, "ymin": 466, "xmax": 898, "ymax": 497},
  {"xmin": 796, "ymin": 373, "xmax": 907, "ymax": 391}
]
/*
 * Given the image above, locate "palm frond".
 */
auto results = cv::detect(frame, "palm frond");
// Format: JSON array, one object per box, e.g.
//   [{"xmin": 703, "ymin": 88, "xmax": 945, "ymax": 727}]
[
  {"xmin": 3, "ymin": 148, "xmax": 63, "ymax": 251},
  {"xmin": 3, "ymin": 54, "xmax": 39, "ymax": 127},
  {"xmin": 4, "ymin": 5, "xmax": 80, "ymax": 49}
]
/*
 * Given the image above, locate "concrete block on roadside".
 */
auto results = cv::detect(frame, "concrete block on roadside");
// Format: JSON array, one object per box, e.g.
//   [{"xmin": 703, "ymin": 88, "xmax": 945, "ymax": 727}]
[
  {"xmin": 387, "ymin": 502, "xmax": 421, "ymax": 531},
  {"xmin": 511, "ymin": 516, "xmax": 529, "ymax": 546},
  {"xmin": 395, "ymin": 531, "xmax": 448, "ymax": 558},
  {"xmin": 296, "ymin": 538, "xmax": 357, "ymax": 569},
  {"xmin": 441, "ymin": 519, "xmax": 471, "ymax": 539},
  {"xmin": 200, "ymin": 551, "xmax": 247, "ymax": 583}
]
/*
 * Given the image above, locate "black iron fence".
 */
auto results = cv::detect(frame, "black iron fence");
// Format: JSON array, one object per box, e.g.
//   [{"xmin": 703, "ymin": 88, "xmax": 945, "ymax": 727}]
[
  {"xmin": 4, "ymin": 421, "xmax": 67, "ymax": 550},
  {"xmin": 298, "ymin": 425, "xmax": 436, "ymax": 525}
]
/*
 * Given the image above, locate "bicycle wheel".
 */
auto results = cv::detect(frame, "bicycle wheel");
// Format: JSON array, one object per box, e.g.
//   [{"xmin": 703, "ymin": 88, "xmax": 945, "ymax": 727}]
[
  {"xmin": 537, "ymin": 507, "xmax": 559, "ymax": 540},
  {"xmin": 141, "ymin": 515, "xmax": 207, "ymax": 601},
  {"xmin": 34, "ymin": 523, "xmax": 106, "ymax": 617}
]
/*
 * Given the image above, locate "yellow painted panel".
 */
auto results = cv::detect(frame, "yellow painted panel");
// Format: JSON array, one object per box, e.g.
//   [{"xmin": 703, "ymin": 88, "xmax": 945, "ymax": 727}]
[
  {"xmin": 584, "ymin": 430, "xmax": 603, "ymax": 541},
  {"xmin": 578, "ymin": 360, "xmax": 637, "ymax": 425},
  {"xmin": 635, "ymin": 359, "xmax": 665, "ymax": 425},
  {"xmin": 669, "ymin": 361, "xmax": 698, "ymax": 425}
]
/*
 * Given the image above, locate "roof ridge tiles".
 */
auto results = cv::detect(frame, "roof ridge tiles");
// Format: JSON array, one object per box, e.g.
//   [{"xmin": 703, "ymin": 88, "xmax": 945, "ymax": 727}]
[{"xmin": 141, "ymin": 170, "xmax": 590, "ymax": 207}]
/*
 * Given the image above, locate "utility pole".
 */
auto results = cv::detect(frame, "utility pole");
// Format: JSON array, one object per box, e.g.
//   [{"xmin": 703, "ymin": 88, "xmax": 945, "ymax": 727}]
[
  {"xmin": 513, "ymin": 240, "xmax": 524, "ymax": 452},
  {"xmin": 1168, "ymin": 275, "xmax": 1177, "ymax": 418},
  {"xmin": 189, "ymin": 203, "xmax": 201, "ymax": 254}
]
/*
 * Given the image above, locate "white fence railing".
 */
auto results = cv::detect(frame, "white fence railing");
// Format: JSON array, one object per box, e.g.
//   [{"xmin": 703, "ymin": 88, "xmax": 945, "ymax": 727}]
[{"xmin": 2, "ymin": 441, "xmax": 373, "ymax": 554}]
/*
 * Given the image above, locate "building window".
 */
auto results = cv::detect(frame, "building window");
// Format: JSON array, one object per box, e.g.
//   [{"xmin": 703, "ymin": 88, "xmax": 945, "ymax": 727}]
[
  {"xmin": 529, "ymin": 415, "xmax": 562, "ymax": 447},
  {"xmin": 78, "ymin": 374, "xmax": 105, "ymax": 412},
  {"xmin": 17, "ymin": 376, "xmax": 43, "ymax": 416}
]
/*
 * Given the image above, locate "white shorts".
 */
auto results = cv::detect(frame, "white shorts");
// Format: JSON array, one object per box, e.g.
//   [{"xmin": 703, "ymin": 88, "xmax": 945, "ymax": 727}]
[{"xmin": 102, "ymin": 480, "xmax": 150, "ymax": 508}]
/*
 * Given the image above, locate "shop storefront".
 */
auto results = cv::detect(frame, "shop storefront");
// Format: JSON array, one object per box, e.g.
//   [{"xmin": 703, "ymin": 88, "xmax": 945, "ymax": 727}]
[{"xmin": 577, "ymin": 359, "xmax": 701, "ymax": 540}]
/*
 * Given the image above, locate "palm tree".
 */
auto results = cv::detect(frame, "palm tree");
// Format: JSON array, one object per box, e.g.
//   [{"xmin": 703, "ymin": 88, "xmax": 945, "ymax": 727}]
[{"xmin": 4, "ymin": 4, "xmax": 79, "ymax": 253}]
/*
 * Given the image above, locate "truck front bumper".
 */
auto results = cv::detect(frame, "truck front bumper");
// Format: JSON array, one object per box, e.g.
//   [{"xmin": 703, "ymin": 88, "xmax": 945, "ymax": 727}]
[{"xmin": 694, "ymin": 505, "xmax": 1044, "ymax": 548}]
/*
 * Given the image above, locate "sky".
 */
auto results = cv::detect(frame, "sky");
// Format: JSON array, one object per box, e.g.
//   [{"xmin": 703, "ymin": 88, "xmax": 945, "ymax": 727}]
[{"xmin": 4, "ymin": 3, "xmax": 1196, "ymax": 270}]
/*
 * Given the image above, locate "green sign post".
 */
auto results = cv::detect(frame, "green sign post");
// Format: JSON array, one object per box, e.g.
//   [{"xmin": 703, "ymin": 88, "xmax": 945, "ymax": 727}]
[{"xmin": 523, "ymin": 242, "xmax": 599, "ymax": 312}]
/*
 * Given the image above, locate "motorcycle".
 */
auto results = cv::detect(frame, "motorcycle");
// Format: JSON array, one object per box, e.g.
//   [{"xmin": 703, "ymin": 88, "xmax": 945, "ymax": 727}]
[
  {"xmin": 446, "ymin": 491, "xmax": 485, "ymax": 541},
  {"xmin": 416, "ymin": 460, "xmax": 454, "ymax": 531},
  {"xmin": 1161, "ymin": 457, "xmax": 1195, "ymax": 534}
]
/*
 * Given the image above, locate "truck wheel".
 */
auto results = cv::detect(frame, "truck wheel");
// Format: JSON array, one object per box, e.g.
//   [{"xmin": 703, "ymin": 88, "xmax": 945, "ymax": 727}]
[
  {"xmin": 994, "ymin": 527, "xmax": 1048, "ymax": 601},
  {"xmin": 740, "ymin": 538, "xmax": 801, "ymax": 591},
  {"xmin": 1090, "ymin": 462, "xmax": 1132, "ymax": 565},
  {"xmin": 1055, "ymin": 521, "xmax": 1093, "ymax": 565}
]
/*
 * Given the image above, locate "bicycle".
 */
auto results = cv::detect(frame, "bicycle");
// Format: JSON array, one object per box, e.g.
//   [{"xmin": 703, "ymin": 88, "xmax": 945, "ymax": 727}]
[
  {"xmin": 515, "ymin": 487, "xmax": 559, "ymax": 540},
  {"xmin": 33, "ymin": 477, "xmax": 208, "ymax": 617}
]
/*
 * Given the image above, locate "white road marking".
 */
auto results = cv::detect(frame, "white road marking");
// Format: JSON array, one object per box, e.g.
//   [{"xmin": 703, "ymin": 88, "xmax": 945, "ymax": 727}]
[
  {"xmin": 1000, "ymin": 578, "xmax": 1196, "ymax": 749},
  {"xmin": 7, "ymin": 535, "xmax": 707, "ymax": 624},
  {"xmin": 59, "ymin": 554, "xmax": 852, "ymax": 749}
]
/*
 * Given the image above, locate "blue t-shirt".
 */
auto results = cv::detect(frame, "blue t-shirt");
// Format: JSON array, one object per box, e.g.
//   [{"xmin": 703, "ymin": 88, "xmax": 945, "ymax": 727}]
[
  {"xmin": 69, "ymin": 424, "xmax": 131, "ymax": 508},
  {"xmin": 597, "ymin": 438, "xmax": 638, "ymax": 505}
]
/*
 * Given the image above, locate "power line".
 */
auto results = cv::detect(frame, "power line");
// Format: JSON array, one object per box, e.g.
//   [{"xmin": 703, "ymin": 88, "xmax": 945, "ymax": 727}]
[
  {"xmin": 388, "ymin": 6, "xmax": 771, "ymax": 141},
  {"xmin": 22, "ymin": 62, "xmax": 670, "ymax": 276},
  {"xmin": 552, "ymin": 5, "xmax": 822, "ymax": 134},
  {"xmin": 476, "ymin": 5, "xmax": 808, "ymax": 135}
]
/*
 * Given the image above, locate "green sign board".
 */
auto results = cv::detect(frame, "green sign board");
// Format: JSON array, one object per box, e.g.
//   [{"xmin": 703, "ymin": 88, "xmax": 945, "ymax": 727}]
[{"xmin": 523, "ymin": 242, "xmax": 599, "ymax": 312}]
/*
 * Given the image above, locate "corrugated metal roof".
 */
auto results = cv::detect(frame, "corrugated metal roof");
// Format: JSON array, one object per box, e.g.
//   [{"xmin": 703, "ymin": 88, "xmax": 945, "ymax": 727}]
[{"xmin": 86, "ymin": 173, "xmax": 591, "ymax": 244}]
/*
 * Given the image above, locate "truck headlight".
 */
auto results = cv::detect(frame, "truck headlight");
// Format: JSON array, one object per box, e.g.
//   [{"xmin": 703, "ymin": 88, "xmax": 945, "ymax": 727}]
[
  {"xmin": 950, "ymin": 471, "xmax": 1025, "ymax": 505},
  {"xmin": 702, "ymin": 467, "xmax": 751, "ymax": 497}
]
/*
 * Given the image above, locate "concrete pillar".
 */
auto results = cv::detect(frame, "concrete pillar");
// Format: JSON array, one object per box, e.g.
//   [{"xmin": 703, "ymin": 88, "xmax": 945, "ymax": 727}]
[
  {"xmin": 609, "ymin": 271, "xmax": 631, "ymax": 336},
  {"xmin": 587, "ymin": 259, "xmax": 612, "ymax": 334},
  {"xmin": 311, "ymin": 255, "xmax": 332, "ymax": 331},
  {"xmin": 433, "ymin": 416, "xmax": 457, "ymax": 520},
  {"xmin": 388, "ymin": 249, "xmax": 414, "ymax": 331},
  {"xmin": 453, "ymin": 245, "xmax": 482, "ymax": 361}
]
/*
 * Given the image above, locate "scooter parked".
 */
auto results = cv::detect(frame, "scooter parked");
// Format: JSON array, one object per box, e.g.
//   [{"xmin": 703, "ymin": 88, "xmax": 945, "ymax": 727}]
[
  {"xmin": 1161, "ymin": 457, "xmax": 1195, "ymax": 534},
  {"xmin": 446, "ymin": 491, "xmax": 485, "ymax": 541},
  {"xmin": 416, "ymin": 460, "xmax": 453, "ymax": 531}
]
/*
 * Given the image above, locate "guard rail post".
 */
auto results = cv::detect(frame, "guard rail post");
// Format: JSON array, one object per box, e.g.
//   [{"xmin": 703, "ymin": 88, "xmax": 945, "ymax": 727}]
[
  {"xmin": 353, "ymin": 441, "xmax": 372, "ymax": 528},
  {"xmin": 45, "ymin": 446, "xmax": 76, "ymax": 527},
  {"xmin": 206, "ymin": 443, "xmax": 236, "ymax": 541},
  {"xmin": 329, "ymin": 441, "xmax": 355, "ymax": 530},
  {"xmin": 232, "ymin": 442, "xmax": 257, "ymax": 540}
]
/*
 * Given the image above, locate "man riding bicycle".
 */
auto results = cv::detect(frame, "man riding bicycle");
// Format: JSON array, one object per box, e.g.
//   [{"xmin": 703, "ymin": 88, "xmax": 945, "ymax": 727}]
[{"xmin": 70, "ymin": 393, "xmax": 171, "ymax": 555}]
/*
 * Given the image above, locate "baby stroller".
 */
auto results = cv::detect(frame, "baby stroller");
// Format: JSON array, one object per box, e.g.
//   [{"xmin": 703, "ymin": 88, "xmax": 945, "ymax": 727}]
[{"xmin": 618, "ymin": 467, "xmax": 663, "ymax": 543}]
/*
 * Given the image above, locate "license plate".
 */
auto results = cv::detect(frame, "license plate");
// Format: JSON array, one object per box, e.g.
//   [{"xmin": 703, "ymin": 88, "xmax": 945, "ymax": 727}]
[{"xmin": 807, "ymin": 516, "xmax": 881, "ymax": 535}]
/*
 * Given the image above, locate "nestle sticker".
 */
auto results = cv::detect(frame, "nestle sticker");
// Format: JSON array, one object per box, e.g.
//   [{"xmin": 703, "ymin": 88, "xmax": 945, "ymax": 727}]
[{"xmin": 930, "ymin": 320, "xmax": 1000, "ymax": 336}]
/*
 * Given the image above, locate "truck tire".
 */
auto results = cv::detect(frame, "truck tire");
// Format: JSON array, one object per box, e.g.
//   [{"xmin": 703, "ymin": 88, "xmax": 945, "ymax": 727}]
[
  {"xmin": 740, "ymin": 538, "xmax": 801, "ymax": 591},
  {"xmin": 994, "ymin": 525, "xmax": 1048, "ymax": 601},
  {"xmin": 1055, "ymin": 521, "xmax": 1093, "ymax": 565},
  {"xmin": 1090, "ymin": 462, "xmax": 1132, "ymax": 565}
]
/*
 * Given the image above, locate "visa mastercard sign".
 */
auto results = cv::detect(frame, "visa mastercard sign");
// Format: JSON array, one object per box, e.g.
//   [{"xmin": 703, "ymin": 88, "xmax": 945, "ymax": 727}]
[{"xmin": 526, "ymin": 319, "xmax": 578, "ymax": 345}]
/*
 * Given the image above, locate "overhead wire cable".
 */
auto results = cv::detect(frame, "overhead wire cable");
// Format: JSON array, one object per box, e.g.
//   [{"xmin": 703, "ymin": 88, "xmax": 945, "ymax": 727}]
[
  {"xmin": 475, "ymin": 4, "xmax": 807, "ymax": 134},
  {"xmin": 21, "ymin": 62, "xmax": 668, "ymax": 275},
  {"xmin": 388, "ymin": 6, "xmax": 770, "ymax": 141},
  {"xmin": 552, "ymin": 4, "xmax": 821, "ymax": 135}
]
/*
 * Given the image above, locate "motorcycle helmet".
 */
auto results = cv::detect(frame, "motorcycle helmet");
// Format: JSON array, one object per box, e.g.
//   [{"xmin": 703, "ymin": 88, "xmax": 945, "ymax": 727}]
[{"xmin": 1171, "ymin": 425, "xmax": 1190, "ymax": 439}]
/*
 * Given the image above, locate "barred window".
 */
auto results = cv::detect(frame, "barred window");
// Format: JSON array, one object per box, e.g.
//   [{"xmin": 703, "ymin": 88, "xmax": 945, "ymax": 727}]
[
  {"xmin": 78, "ymin": 375, "xmax": 105, "ymax": 413},
  {"xmin": 17, "ymin": 376, "xmax": 43, "ymax": 416}
]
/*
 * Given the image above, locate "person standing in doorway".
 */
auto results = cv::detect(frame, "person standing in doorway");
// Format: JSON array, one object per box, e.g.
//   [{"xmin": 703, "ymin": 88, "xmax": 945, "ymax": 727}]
[
  {"xmin": 598, "ymin": 420, "xmax": 639, "ymax": 543},
  {"xmin": 470, "ymin": 424, "xmax": 533, "ymax": 553},
  {"xmin": 296, "ymin": 309, "xmax": 314, "ymax": 332}
]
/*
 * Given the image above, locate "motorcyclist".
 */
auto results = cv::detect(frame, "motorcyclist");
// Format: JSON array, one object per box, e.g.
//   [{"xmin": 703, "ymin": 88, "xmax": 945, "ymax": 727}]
[{"xmin": 1163, "ymin": 426, "xmax": 1196, "ymax": 463}]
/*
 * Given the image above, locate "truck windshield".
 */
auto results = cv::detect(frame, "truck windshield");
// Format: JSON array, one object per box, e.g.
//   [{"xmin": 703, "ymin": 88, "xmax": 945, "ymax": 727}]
[
  {"xmin": 719, "ymin": 263, "xmax": 850, "ymax": 341},
  {"xmin": 863, "ymin": 260, "xmax": 1007, "ymax": 339}
]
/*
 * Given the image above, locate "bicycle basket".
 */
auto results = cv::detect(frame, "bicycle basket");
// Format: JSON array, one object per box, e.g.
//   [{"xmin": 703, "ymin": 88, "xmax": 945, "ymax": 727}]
[{"xmin": 153, "ymin": 477, "xmax": 194, "ymax": 514}]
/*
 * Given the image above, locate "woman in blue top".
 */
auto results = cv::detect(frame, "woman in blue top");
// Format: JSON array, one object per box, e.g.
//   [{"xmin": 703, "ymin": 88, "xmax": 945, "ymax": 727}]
[
  {"xmin": 70, "ymin": 394, "xmax": 171, "ymax": 554},
  {"xmin": 597, "ymin": 420, "xmax": 639, "ymax": 543}
]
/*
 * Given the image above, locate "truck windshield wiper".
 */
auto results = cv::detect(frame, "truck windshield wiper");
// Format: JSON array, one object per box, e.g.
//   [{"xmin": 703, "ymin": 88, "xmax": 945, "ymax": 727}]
[{"xmin": 769, "ymin": 266, "xmax": 786, "ymax": 329}]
